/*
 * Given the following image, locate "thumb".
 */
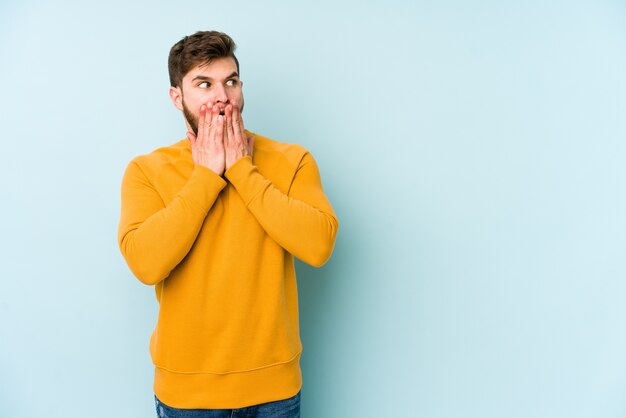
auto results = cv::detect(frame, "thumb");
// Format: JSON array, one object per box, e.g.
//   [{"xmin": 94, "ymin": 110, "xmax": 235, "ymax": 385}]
[
  {"xmin": 247, "ymin": 135, "xmax": 255, "ymax": 152},
  {"xmin": 187, "ymin": 131, "xmax": 197, "ymax": 147}
]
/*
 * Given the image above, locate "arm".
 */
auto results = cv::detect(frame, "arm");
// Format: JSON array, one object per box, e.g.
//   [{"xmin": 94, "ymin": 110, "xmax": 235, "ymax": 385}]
[
  {"xmin": 118, "ymin": 160, "xmax": 226, "ymax": 285},
  {"xmin": 224, "ymin": 153, "xmax": 338, "ymax": 267},
  {"xmin": 119, "ymin": 104, "xmax": 228, "ymax": 285}
]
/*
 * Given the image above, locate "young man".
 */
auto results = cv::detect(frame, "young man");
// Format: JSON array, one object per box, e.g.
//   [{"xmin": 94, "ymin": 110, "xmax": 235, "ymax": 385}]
[{"xmin": 117, "ymin": 31, "xmax": 338, "ymax": 417}]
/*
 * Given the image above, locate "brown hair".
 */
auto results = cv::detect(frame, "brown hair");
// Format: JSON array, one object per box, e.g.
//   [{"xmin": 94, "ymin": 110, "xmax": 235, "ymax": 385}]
[{"xmin": 168, "ymin": 30, "xmax": 240, "ymax": 88}]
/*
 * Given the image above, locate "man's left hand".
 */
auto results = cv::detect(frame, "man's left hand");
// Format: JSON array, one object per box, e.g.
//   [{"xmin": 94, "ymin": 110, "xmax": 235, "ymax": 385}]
[{"xmin": 224, "ymin": 103, "xmax": 255, "ymax": 170}]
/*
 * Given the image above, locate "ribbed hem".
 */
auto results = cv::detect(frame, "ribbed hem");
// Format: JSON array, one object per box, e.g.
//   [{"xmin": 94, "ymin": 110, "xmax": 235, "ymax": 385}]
[{"xmin": 153, "ymin": 353, "xmax": 302, "ymax": 409}]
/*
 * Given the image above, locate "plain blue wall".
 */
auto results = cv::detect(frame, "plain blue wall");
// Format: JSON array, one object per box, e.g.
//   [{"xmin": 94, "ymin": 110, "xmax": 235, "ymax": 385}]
[{"xmin": 2, "ymin": 1, "xmax": 626, "ymax": 417}]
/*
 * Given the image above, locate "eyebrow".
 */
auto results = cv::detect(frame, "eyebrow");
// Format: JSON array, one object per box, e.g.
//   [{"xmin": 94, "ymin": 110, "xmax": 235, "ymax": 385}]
[{"xmin": 192, "ymin": 71, "xmax": 240, "ymax": 82}]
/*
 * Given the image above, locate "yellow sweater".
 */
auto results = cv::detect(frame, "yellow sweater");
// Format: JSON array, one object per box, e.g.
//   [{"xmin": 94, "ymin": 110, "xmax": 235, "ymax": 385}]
[{"xmin": 118, "ymin": 132, "xmax": 338, "ymax": 409}]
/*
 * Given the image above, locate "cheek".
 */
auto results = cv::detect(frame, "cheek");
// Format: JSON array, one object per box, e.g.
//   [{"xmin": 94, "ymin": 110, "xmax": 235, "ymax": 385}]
[
  {"xmin": 230, "ymin": 91, "xmax": 244, "ymax": 108},
  {"xmin": 228, "ymin": 90, "xmax": 243, "ymax": 106},
  {"xmin": 186, "ymin": 91, "xmax": 214, "ymax": 110}
]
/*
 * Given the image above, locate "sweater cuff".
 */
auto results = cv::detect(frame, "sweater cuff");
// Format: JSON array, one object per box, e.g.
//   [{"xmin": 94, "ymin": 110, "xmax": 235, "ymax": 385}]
[
  {"xmin": 178, "ymin": 165, "xmax": 227, "ymax": 214},
  {"xmin": 224, "ymin": 156, "xmax": 259, "ymax": 206}
]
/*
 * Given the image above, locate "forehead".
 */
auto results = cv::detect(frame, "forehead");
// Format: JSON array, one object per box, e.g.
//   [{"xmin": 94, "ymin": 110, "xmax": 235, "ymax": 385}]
[{"xmin": 183, "ymin": 57, "xmax": 239, "ymax": 82}]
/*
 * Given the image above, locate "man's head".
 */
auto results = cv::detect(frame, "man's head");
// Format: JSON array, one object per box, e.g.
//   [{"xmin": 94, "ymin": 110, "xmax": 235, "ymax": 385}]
[{"xmin": 168, "ymin": 31, "xmax": 244, "ymax": 135}]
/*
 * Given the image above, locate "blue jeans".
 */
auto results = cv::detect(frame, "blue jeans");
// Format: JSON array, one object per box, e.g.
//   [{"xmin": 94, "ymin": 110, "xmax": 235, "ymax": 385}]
[{"xmin": 154, "ymin": 391, "xmax": 301, "ymax": 418}]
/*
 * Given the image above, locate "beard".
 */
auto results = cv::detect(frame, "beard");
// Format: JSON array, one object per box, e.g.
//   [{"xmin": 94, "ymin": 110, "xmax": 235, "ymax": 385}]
[
  {"xmin": 182, "ymin": 97, "xmax": 244, "ymax": 136},
  {"xmin": 182, "ymin": 100, "xmax": 199, "ymax": 136}
]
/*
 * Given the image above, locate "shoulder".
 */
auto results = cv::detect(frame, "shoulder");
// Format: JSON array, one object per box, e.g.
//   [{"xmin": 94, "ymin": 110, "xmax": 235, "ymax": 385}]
[
  {"xmin": 247, "ymin": 130, "xmax": 310, "ymax": 168},
  {"xmin": 127, "ymin": 138, "xmax": 190, "ymax": 173}
]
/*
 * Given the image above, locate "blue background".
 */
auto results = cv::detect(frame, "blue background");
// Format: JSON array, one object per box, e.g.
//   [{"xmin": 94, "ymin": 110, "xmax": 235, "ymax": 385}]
[{"xmin": 1, "ymin": 1, "xmax": 626, "ymax": 417}]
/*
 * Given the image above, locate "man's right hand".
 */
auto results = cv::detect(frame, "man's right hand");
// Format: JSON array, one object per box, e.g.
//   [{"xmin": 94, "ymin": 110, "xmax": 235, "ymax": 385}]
[{"xmin": 187, "ymin": 104, "xmax": 226, "ymax": 176}]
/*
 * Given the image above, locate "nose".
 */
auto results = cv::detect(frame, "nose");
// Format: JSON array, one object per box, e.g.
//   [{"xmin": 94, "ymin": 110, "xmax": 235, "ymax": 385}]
[{"xmin": 213, "ymin": 83, "xmax": 228, "ymax": 104}]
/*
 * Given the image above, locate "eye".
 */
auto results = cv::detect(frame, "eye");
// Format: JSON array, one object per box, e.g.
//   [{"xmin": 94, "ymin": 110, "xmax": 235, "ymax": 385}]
[
  {"xmin": 226, "ymin": 79, "xmax": 238, "ymax": 87},
  {"xmin": 198, "ymin": 81, "xmax": 210, "ymax": 88}
]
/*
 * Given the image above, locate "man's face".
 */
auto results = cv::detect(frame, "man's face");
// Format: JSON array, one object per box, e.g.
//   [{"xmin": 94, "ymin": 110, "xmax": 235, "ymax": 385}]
[{"xmin": 170, "ymin": 56, "xmax": 244, "ymax": 135}]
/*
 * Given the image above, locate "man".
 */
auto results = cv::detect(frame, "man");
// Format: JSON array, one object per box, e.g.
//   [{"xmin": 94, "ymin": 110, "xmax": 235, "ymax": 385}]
[{"xmin": 117, "ymin": 30, "xmax": 338, "ymax": 417}]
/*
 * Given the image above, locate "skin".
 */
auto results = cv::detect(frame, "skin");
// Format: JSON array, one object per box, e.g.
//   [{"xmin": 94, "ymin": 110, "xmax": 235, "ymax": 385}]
[{"xmin": 169, "ymin": 57, "xmax": 254, "ymax": 176}]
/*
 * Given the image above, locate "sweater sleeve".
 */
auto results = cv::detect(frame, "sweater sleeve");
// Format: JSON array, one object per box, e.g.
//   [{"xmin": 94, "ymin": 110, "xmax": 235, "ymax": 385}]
[
  {"xmin": 118, "ymin": 160, "xmax": 227, "ymax": 285},
  {"xmin": 224, "ymin": 153, "xmax": 338, "ymax": 267}
]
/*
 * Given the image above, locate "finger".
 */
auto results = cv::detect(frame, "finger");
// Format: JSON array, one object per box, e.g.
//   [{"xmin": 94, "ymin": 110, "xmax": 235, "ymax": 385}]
[
  {"xmin": 196, "ymin": 105, "xmax": 205, "ymax": 145},
  {"xmin": 201, "ymin": 104, "xmax": 213, "ymax": 147},
  {"xmin": 225, "ymin": 104, "xmax": 234, "ymax": 145},
  {"xmin": 215, "ymin": 113, "xmax": 225, "ymax": 145},
  {"xmin": 201, "ymin": 104, "xmax": 212, "ymax": 147},
  {"xmin": 235, "ymin": 105, "xmax": 245, "ymax": 137},
  {"xmin": 232, "ymin": 105, "xmax": 241, "ymax": 133},
  {"xmin": 232, "ymin": 105, "xmax": 244, "ymax": 144},
  {"xmin": 209, "ymin": 104, "xmax": 220, "ymax": 143},
  {"xmin": 236, "ymin": 107, "xmax": 248, "ymax": 155}
]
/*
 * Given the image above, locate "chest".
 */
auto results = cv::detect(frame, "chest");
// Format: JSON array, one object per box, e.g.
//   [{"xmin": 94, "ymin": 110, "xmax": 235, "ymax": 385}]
[{"xmin": 149, "ymin": 153, "xmax": 295, "ymax": 229}]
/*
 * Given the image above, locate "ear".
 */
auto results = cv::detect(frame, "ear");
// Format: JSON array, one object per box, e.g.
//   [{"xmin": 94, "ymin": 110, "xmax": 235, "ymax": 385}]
[{"xmin": 169, "ymin": 86, "xmax": 184, "ymax": 111}]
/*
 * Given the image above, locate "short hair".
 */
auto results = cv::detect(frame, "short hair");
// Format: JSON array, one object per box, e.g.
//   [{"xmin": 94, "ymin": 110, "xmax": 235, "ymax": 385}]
[{"xmin": 168, "ymin": 30, "xmax": 240, "ymax": 88}]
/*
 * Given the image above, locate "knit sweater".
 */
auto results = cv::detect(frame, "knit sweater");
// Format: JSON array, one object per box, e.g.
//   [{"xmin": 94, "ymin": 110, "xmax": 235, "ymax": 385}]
[{"xmin": 118, "ymin": 131, "xmax": 338, "ymax": 408}]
